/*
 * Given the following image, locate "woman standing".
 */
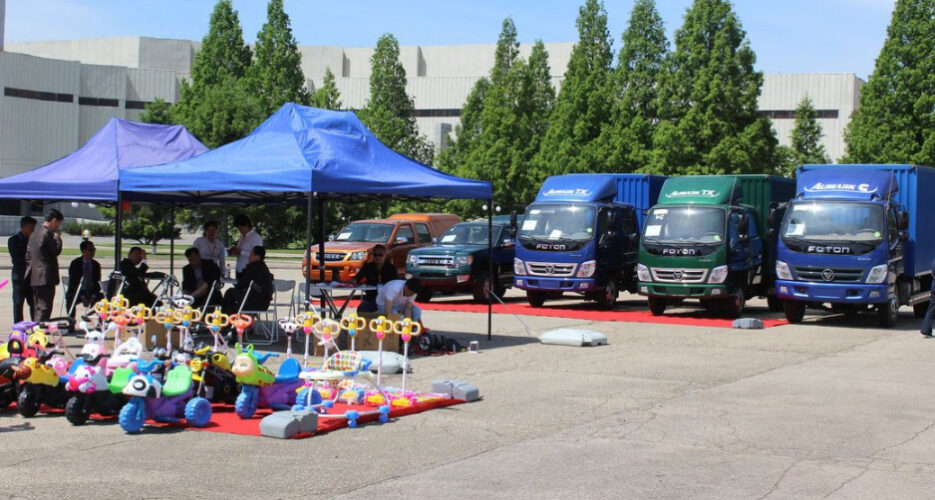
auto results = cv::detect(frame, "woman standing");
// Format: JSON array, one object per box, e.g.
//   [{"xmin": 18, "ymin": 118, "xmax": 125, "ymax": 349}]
[{"xmin": 193, "ymin": 220, "xmax": 228, "ymax": 277}]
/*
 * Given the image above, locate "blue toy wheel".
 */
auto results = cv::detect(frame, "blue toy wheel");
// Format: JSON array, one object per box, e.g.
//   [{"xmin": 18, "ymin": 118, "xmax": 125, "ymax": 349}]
[
  {"xmin": 119, "ymin": 399, "xmax": 145, "ymax": 433},
  {"xmin": 379, "ymin": 405, "xmax": 390, "ymax": 424},
  {"xmin": 234, "ymin": 391, "xmax": 257, "ymax": 419},
  {"xmin": 346, "ymin": 410, "xmax": 360, "ymax": 428},
  {"xmin": 295, "ymin": 387, "xmax": 322, "ymax": 410},
  {"xmin": 184, "ymin": 397, "xmax": 212, "ymax": 427}
]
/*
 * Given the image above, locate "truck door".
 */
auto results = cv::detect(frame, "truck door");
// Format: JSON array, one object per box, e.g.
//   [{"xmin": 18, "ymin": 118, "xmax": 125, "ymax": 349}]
[
  {"xmin": 389, "ymin": 224, "xmax": 417, "ymax": 274},
  {"xmin": 887, "ymin": 206, "xmax": 904, "ymax": 276},
  {"xmin": 727, "ymin": 210, "xmax": 750, "ymax": 272},
  {"xmin": 596, "ymin": 207, "xmax": 617, "ymax": 279},
  {"xmin": 619, "ymin": 206, "xmax": 638, "ymax": 265}
]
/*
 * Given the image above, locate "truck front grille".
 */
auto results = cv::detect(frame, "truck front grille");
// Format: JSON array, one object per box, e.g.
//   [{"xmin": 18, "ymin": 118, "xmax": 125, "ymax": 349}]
[
  {"xmin": 651, "ymin": 268, "xmax": 708, "ymax": 283},
  {"xmin": 416, "ymin": 256, "xmax": 455, "ymax": 267},
  {"xmin": 793, "ymin": 266, "xmax": 864, "ymax": 283},
  {"xmin": 315, "ymin": 252, "xmax": 347, "ymax": 262},
  {"xmin": 526, "ymin": 262, "xmax": 576, "ymax": 277}
]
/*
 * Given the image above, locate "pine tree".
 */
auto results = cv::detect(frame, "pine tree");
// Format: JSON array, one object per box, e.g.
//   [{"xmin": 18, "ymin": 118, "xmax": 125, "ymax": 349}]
[
  {"xmin": 588, "ymin": 0, "xmax": 667, "ymax": 173},
  {"xmin": 535, "ymin": 0, "xmax": 614, "ymax": 175},
  {"xmin": 651, "ymin": 0, "xmax": 777, "ymax": 175},
  {"xmin": 844, "ymin": 0, "xmax": 935, "ymax": 165},
  {"xmin": 791, "ymin": 96, "xmax": 829, "ymax": 165},
  {"xmin": 523, "ymin": 40, "xmax": 556, "ymax": 188},
  {"xmin": 139, "ymin": 98, "xmax": 172, "ymax": 124},
  {"xmin": 249, "ymin": 0, "xmax": 310, "ymax": 116},
  {"xmin": 312, "ymin": 68, "xmax": 343, "ymax": 110}
]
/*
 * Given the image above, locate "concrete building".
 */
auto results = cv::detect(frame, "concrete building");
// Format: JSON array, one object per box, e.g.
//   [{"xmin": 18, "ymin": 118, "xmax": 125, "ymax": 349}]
[{"xmin": 1, "ymin": 35, "xmax": 863, "ymax": 217}]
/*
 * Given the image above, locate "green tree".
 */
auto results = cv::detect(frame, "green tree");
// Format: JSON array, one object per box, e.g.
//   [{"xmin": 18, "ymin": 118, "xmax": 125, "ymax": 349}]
[
  {"xmin": 99, "ymin": 205, "xmax": 180, "ymax": 249},
  {"xmin": 139, "ymin": 98, "xmax": 172, "ymax": 124},
  {"xmin": 588, "ymin": 0, "xmax": 668, "ymax": 173},
  {"xmin": 523, "ymin": 40, "xmax": 556, "ymax": 191},
  {"xmin": 790, "ymin": 96, "xmax": 829, "ymax": 166},
  {"xmin": 844, "ymin": 0, "xmax": 935, "ymax": 165},
  {"xmin": 249, "ymin": 0, "xmax": 310, "ymax": 116},
  {"xmin": 651, "ymin": 0, "xmax": 777, "ymax": 175},
  {"xmin": 312, "ymin": 68, "xmax": 343, "ymax": 110},
  {"xmin": 535, "ymin": 0, "xmax": 614, "ymax": 175}
]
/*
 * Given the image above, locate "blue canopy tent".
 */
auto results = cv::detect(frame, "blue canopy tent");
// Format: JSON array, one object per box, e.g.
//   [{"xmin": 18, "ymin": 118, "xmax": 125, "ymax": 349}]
[
  {"xmin": 0, "ymin": 118, "xmax": 208, "ymax": 275},
  {"xmin": 121, "ymin": 103, "xmax": 497, "ymax": 337}
]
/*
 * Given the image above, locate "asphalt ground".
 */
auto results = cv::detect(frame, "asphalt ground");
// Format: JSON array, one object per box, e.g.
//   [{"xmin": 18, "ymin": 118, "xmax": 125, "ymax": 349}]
[{"xmin": 2, "ymin": 255, "xmax": 935, "ymax": 499}]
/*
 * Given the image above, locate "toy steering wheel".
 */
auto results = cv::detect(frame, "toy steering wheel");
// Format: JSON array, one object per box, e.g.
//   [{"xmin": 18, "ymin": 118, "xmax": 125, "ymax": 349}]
[
  {"xmin": 368, "ymin": 315, "xmax": 392, "ymax": 341},
  {"xmin": 229, "ymin": 314, "xmax": 254, "ymax": 333},
  {"xmin": 277, "ymin": 317, "xmax": 300, "ymax": 335},
  {"xmin": 392, "ymin": 318, "xmax": 422, "ymax": 343},
  {"xmin": 312, "ymin": 319, "xmax": 341, "ymax": 346},
  {"xmin": 340, "ymin": 314, "xmax": 366, "ymax": 338},
  {"xmin": 93, "ymin": 298, "xmax": 113, "ymax": 320},
  {"xmin": 296, "ymin": 311, "xmax": 319, "ymax": 334},
  {"xmin": 204, "ymin": 308, "xmax": 230, "ymax": 332},
  {"xmin": 155, "ymin": 308, "xmax": 179, "ymax": 329},
  {"xmin": 110, "ymin": 295, "xmax": 130, "ymax": 310},
  {"xmin": 169, "ymin": 295, "xmax": 195, "ymax": 308},
  {"xmin": 109, "ymin": 309, "xmax": 132, "ymax": 329},
  {"xmin": 173, "ymin": 306, "xmax": 203, "ymax": 327},
  {"xmin": 128, "ymin": 304, "xmax": 153, "ymax": 326}
]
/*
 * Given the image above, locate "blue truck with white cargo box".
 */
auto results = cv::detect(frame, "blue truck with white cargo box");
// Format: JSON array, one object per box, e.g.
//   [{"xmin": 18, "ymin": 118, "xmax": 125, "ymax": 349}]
[
  {"xmin": 774, "ymin": 164, "xmax": 935, "ymax": 327},
  {"xmin": 513, "ymin": 174, "xmax": 666, "ymax": 308}
]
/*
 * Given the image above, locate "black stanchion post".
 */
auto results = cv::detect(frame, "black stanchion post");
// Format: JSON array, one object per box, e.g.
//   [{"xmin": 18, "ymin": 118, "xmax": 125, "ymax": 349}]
[
  {"xmin": 115, "ymin": 193, "xmax": 123, "ymax": 271},
  {"xmin": 317, "ymin": 196, "xmax": 326, "ymax": 315},
  {"xmin": 305, "ymin": 194, "xmax": 313, "ymax": 312},
  {"xmin": 488, "ymin": 200, "xmax": 493, "ymax": 341},
  {"xmin": 169, "ymin": 206, "xmax": 175, "ymax": 278}
]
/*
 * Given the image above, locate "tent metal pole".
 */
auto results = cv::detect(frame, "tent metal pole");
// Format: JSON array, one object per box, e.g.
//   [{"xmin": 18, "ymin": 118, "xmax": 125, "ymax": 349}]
[
  {"xmin": 305, "ymin": 194, "xmax": 313, "ymax": 313},
  {"xmin": 169, "ymin": 206, "xmax": 175, "ymax": 279},
  {"xmin": 115, "ymin": 193, "xmax": 123, "ymax": 271},
  {"xmin": 317, "ymin": 197, "xmax": 326, "ymax": 316},
  {"xmin": 488, "ymin": 200, "xmax": 493, "ymax": 341}
]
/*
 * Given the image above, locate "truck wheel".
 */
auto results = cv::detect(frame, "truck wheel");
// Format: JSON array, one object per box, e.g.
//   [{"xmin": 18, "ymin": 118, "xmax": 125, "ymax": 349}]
[
  {"xmin": 913, "ymin": 302, "xmax": 929, "ymax": 319},
  {"xmin": 783, "ymin": 300, "xmax": 805, "ymax": 323},
  {"xmin": 473, "ymin": 272, "xmax": 492, "ymax": 303},
  {"xmin": 596, "ymin": 281, "xmax": 618, "ymax": 309},
  {"xmin": 648, "ymin": 297, "xmax": 666, "ymax": 316},
  {"xmin": 766, "ymin": 296, "xmax": 783, "ymax": 313},
  {"xmin": 724, "ymin": 289, "xmax": 746, "ymax": 318},
  {"xmin": 877, "ymin": 297, "xmax": 899, "ymax": 328},
  {"xmin": 526, "ymin": 291, "xmax": 547, "ymax": 308},
  {"xmin": 416, "ymin": 289, "xmax": 433, "ymax": 303}
]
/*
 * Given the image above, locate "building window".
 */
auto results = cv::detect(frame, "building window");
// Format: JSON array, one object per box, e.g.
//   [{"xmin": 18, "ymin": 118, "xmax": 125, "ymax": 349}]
[
  {"xmin": 759, "ymin": 109, "xmax": 839, "ymax": 119},
  {"xmin": 4, "ymin": 86, "xmax": 73, "ymax": 103},
  {"xmin": 125, "ymin": 100, "xmax": 151, "ymax": 110},
  {"xmin": 412, "ymin": 109, "xmax": 461, "ymax": 118},
  {"xmin": 78, "ymin": 97, "xmax": 119, "ymax": 107}
]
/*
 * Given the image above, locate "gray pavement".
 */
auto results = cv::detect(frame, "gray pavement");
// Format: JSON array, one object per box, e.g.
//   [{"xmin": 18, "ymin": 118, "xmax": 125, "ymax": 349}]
[{"xmin": 1, "ymin": 252, "xmax": 935, "ymax": 498}]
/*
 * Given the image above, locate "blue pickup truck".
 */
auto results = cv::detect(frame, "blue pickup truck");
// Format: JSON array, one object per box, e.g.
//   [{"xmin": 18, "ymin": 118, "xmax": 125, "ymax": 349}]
[
  {"xmin": 774, "ymin": 164, "xmax": 935, "ymax": 327},
  {"xmin": 513, "ymin": 174, "xmax": 666, "ymax": 308}
]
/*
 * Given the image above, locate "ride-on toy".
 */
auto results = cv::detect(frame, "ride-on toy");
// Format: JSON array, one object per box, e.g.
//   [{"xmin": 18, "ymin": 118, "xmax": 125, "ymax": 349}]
[
  {"xmin": 231, "ymin": 343, "xmax": 301, "ymax": 418},
  {"xmin": 118, "ymin": 359, "xmax": 212, "ymax": 433},
  {"xmin": 16, "ymin": 348, "xmax": 72, "ymax": 417},
  {"xmin": 189, "ymin": 345, "xmax": 239, "ymax": 404},
  {"xmin": 0, "ymin": 338, "xmax": 29, "ymax": 410}
]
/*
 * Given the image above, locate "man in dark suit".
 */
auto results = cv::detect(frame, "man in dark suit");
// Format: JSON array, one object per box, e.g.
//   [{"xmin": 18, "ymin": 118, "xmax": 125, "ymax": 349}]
[
  {"xmin": 66, "ymin": 240, "xmax": 103, "ymax": 321},
  {"xmin": 182, "ymin": 247, "xmax": 221, "ymax": 308},
  {"xmin": 26, "ymin": 209, "xmax": 64, "ymax": 321},
  {"xmin": 8, "ymin": 216, "xmax": 37, "ymax": 323},
  {"xmin": 119, "ymin": 246, "xmax": 157, "ymax": 307},
  {"xmin": 223, "ymin": 246, "xmax": 274, "ymax": 314}
]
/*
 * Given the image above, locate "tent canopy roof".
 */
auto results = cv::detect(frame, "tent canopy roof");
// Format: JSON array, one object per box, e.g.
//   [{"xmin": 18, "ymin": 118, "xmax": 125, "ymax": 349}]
[
  {"xmin": 0, "ymin": 118, "xmax": 207, "ymax": 202},
  {"xmin": 119, "ymin": 103, "xmax": 492, "ymax": 203}
]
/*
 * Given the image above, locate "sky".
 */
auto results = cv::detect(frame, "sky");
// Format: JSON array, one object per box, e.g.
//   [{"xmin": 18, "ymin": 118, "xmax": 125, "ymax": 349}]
[{"xmin": 4, "ymin": 0, "xmax": 896, "ymax": 79}]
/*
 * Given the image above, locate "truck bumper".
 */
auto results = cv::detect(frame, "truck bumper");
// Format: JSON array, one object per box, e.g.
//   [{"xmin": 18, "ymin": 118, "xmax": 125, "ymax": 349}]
[
  {"xmin": 304, "ymin": 265, "xmax": 358, "ymax": 283},
  {"xmin": 514, "ymin": 277, "xmax": 597, "ymax": 293},
  {"xmin": 637, "ymin": 282, "xmax": 730, "ymax": 299},
  {"xmin": 774, "ymin": 280, "xmax": 889, "ymax": 304},
  {"xmin": 410, "ymin": 272, "xmax": 474, "ymax": 292}
]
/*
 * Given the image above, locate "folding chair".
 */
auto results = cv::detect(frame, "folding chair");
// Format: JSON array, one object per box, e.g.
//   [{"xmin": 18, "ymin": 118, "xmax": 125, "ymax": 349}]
[
  {"xmin": 237, "ymin": 281, "xmax": 277, "ymax": 346},
  {"xmin": 271, "ymin": 279, "xmax": 297, "ymax": 319},
  {"xmin": 59, "ymin": 276, "xmax": 71, "ymax": 316}
]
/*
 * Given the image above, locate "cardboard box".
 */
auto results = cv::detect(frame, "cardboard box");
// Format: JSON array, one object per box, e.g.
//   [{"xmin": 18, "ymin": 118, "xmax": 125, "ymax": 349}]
[{"xmin": 328, "ymin": 312, "xmax": 401, "ymax": 354}]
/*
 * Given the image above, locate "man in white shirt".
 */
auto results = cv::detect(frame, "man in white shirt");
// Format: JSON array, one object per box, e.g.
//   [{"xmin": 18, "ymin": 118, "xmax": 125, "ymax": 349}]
[
  {"xmin": 193, "ymin": 220, "xmax": 227, "ymax": 276},
  {"xmin": 228, "ymin": 214, "xmax": 263, "ymax": 277},
  {"xmin": 376, "ymin": 278, "xmax": 422, "ymax": 322}
]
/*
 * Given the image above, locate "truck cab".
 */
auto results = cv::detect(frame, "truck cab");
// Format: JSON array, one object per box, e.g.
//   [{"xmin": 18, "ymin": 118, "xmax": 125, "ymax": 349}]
[
  {"xmin": 406, "ymin": 216, "xmax": 519, "ymax": 303},
  {"xmin": 637, "ymin": 175, "xmax": 794, "ymax": 317},
  {"xmin": 513, "ymin": 174, "xmax": 665, "ymax": 308},
  {"xmin": 773, "ymin": 166, "xmax": 929, "ymax": 327}
]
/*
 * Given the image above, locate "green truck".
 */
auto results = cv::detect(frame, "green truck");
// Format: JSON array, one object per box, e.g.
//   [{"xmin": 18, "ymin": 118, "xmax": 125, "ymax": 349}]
[{"xmin": 636, "ymin": 175, "xmax": 795, "ymax": 317}]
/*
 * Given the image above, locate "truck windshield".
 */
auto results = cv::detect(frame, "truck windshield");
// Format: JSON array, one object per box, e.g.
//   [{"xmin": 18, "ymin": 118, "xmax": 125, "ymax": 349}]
[
  {"xmin": 781, "ymin": 202, "xmax": 884, "ymax": 243},
  {"xmin": 642, "ymin": 207, "xmax": 725, "ymax": 244},
  {"xmin": 519, "ymin": 204, "xmax": 596, "ymax": 241},
  {"xmin": 334, "ymin": 223, "xmax": 394, "ymax": 243},
  {"xmin": 438, "ymin": 224, "xmax": 502, "ymax": 245}
]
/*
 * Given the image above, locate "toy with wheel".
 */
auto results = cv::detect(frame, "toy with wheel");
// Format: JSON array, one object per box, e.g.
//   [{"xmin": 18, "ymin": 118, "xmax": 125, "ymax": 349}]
[
  {"xmin": 296, "ymin": 311, "xmax": 319, "ymax": 368},
  {"xmin": 228, "ymin": 314, "xmax": 254, "ymax": 347},
  {"xmin": 294, "ymin": 349, "xmax": 392, "ymax": 428},
  {"xmin": 171, "ymin": 297, "xmax": 202, "ymax": 359},
  {"xmin": 368, "ymin": 316, "xmax": 393, "ymax": 386},
  {"xmin": 311, "ymin": 318, "xmax": 341, "ymax": 360},
  {"xmin": 340, "ymin": 314, "xmax": 367, "ymax": 351},
  {"xmin": 230, "ymin": 343, "xmax": 301, "ymax": 419},
  {"xmin": 0, "ymin": 338, "xmax": 31, "ymax": 410},
  {"xmin": 118, "ymin": 358, "xmax": 211, "ymax": 433},
  {"xmin": 64, "ymin": 353, "xmax": 127, "ymax": 425},
  {"xmin": 203, "ymin": 308, "xmax": 231, "ymax": 354},
  {"xmin": 15, "ymin": 346, "xmax": 74, "ymax": 418},
  {"xmin": 277, "ymin": 317, "xmax": 300, "ymax": 358},
  {"xmin": 392, "ymin": 318, "xmax": 422, "ymax": 394},
  {"xmin": 154, "ymin": 307, "xmax": 180, "ymax": 354},
  {"xmin": 189, "ymin": 344, "xmax": 239, "ymax": 404}
]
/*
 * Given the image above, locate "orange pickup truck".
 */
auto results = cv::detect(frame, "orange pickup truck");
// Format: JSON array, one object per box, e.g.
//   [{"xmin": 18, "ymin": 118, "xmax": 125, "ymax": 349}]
[{"xmin": 303, "ymin": 213, "xmax": 461, "ymax": 282}]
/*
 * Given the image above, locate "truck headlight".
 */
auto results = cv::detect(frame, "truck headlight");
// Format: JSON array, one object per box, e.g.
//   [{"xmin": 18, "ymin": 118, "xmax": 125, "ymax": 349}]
[
  {"xmin": 514, "ymin": 258, "xmax": 526, "ymax": 275},
  {"xmin": 866, "ymin": 264, "xmax": 888, "ymax": 284},
  {"xmin": 349, "ymin": 251, "xmax": 367, "ymax": 261},
  {"xmin": 456, "ymin": 255, "xmax": 473, "ymax": 266},
  {"xmin": 637, "ymin": 263, "xmax": 651, "ymax": 282},
  {"xmin": 577, "ymin": 260, "xmax": 596, "ymax": 278},
  {"xmin": 708, "ymin": 265, "xmax": 728, "ymax": 284},
  {"xmin": 775, "ymin": 260, "xmax": 793, "ymax": 280},
  {"xmin": 407, "ymin": 254, "xmax": 418, "ymax": 265}
]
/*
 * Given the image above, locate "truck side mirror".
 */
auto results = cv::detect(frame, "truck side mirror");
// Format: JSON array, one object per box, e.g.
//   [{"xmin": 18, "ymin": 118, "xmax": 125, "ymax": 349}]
[
  {"xmin": 738, "ymin": 234, "xmax": 750, "ymax": 244},
  {"xmin": 629, "ymin": 233, "xmax": 640, "ymax": 245},
  {"xmin": 328, "ymin": 234, "xmax": 336, "ymax": 241},
  {"xmin": 396, "ymin": 237, "xmax": 409, "ymax": 245},
  {"xmin": 898, "ymin": 211, "xmax": 909, "ymax": 230},
  {"xmin": 510, "ymin": 211, "xmax": 518, "ymax": 229},
  {"xmin": 767, "ymin": 208, "xmax": 778, "ymax": 228},
  {"xmin": 501, "ymin": 239, "xmax": 515, "ymax": 249},
  {"xmin": 432, "ymin": 237, "xmax": 438, "ymax": 244},
  {"xmin": 899, "ymin": 231, "xmax": 909, "ymax": 243}
]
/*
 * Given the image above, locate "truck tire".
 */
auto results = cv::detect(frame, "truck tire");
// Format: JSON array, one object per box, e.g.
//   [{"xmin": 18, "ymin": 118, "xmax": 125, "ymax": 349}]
[
  {"xmin": 416, "ymin": 289, "xmax": 433, "ymax": 303},
  {"xmin": 783, "ymin": 300, "xmax": 805, "ymax": 323},
  {"xmin": 527, "ymin": 291, "xmax": 547, "ymax": 308},
  {"xmin": 596, "ymin": 281, "xmax": 618, "ymax": 309},
  {"xmin": 914, "ymin": 302, "xmax": 929, "ymax": 319},
  {"xmin": 473, "ymin": 272, "xmax": 492, "ymax": 303},
  {"xmin": 766, "ymin": 296, "xmax": 783, "ymax": 312},
  {"xmin": 648, "ymin": 297, "xmax": 666, "ymax": 316},
  {"xmin": 724, "ymin": 289, "xmax": 746, "ymax": 318},
  {"xmin": 877, "ymin": 297, "xmax": 898, "ymax": 328}
]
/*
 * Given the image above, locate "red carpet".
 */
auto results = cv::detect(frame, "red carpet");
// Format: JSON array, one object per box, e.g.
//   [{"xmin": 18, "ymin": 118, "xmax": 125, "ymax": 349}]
[{"xmin": 345, "ymin": 299, "xmax": 788, "ymax": 329}]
